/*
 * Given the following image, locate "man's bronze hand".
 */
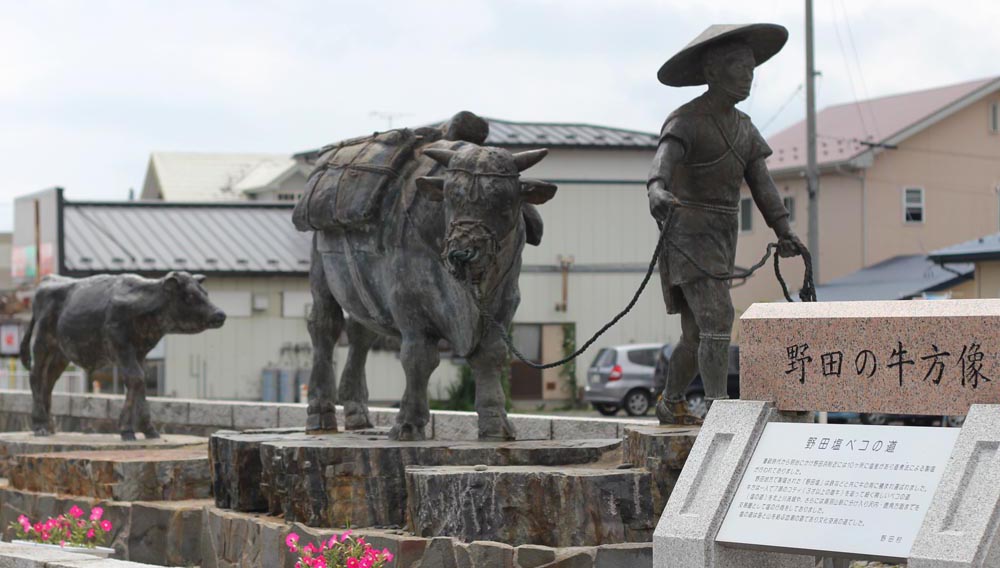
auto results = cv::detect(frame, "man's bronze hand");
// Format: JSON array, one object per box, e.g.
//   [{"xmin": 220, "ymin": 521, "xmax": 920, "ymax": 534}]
[
  {"xmin": 777, "ymin": 232, "xmax": 806, "ymax": 258},
  {"xmin": 648, "ymin": 182, "xmax": 680, "ymax": 222}
]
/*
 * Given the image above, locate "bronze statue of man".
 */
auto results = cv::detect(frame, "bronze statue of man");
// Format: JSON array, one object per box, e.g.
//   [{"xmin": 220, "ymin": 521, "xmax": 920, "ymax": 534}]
[{"xmin": 648, "ymin": 24, "xmax": 806, "ymax": 425}]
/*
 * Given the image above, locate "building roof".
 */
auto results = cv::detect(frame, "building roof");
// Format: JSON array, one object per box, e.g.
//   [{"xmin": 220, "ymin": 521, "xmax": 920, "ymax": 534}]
[
  {"xmin": 144, "ymin": 152, "xmax": 296, "ymax": 201},
  {"xmin": 808, "ymin": 254, "xmax": 972, "ymax": 302},
  {"xmin": 62, "ymin": 201, "xmax": 311, "ymax": 275},
  {"xmin": 232, "ymin": 158, "xmax": 302, "ymax": 193},
  {"xmin": 294, "ymin": 117, "xmax": 658, "ymax": 161},
  {"xmin": 766, "ymin": 77, "xmax": 1000, "ymax": 173},
  {"xmin": 481, "ymin": 118, "xmax": 657, "ymax": 149},
  {"xmin": 929, "ymin": 233, "xmax": 1000, "ymax": 263}
]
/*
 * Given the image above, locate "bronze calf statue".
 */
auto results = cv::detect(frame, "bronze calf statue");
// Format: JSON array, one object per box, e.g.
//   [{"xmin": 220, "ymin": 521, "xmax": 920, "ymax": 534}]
[{"xmin": 21, "ymin": 271, "xmax": 226, "ymax": 440}]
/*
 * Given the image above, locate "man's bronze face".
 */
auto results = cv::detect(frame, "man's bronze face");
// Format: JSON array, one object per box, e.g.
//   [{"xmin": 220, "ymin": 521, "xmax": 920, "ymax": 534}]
[{"xmin": 705, "ymin": 46, "xmax": 756, "ymax": 102}]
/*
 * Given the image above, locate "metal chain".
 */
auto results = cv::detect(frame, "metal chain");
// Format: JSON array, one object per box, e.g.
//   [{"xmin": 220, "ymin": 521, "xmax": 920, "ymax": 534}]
[{"xmin": 471, "ymin": 208, "xmax": 817, "ymax": 370}]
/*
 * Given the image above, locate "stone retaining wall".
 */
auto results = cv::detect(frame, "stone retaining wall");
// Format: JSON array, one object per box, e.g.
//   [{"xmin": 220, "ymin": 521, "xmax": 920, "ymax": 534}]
[
  {"xmin": 0, "ymin": 542, "xmax": 156, "ymax": 566},
  {"xmin": 203, "ymin": 506, "xmax": 652, "ymax": 568},
  {"xmin": 0, "ymin": 390, "xmax": 652, "ymax": 440}
]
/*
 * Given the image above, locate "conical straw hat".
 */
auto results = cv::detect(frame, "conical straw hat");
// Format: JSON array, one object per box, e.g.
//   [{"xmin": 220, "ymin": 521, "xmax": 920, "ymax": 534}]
[{"xmin": 657, "ymin": 23, "xmax": 788, "ymax": 87}]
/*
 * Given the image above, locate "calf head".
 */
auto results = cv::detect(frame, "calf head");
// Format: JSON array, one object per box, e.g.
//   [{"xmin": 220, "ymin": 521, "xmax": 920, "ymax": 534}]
[
  {"xmin": 160, "ymin": 271, "xmax": 227, "ymax": 333},
  {"xmin": 416, "ymin": 146, "xmax": 557, "ymax": 283}
]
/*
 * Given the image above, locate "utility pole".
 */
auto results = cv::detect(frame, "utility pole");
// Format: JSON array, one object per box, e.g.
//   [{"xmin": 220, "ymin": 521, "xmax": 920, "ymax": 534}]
[{"xmin": 805, "ymin": 0, "xmax": 820, "ymax": 283}]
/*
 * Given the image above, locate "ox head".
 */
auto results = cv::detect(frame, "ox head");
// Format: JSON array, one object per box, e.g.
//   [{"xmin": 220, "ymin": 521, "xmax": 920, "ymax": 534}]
[
  {"xmin": 416, "ymin": 146, "xmax": 557, "ymax": 282},
  {"xmin": 160, "ymin": 271, "xmax": 227, "ymax": 333}
]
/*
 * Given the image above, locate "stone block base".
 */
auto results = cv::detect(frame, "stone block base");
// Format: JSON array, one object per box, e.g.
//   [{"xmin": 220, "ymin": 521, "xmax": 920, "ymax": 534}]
[
  {"xmin": 9, "ymin": 446, "xmax": 210, "ymax": 501},
  {"xmin": 406, "ymin": 465, "xmax": 653, "ymax": 547},
  {"xmin": 622, "ymin": 425, "xmax": 697, "ymax": 515}
]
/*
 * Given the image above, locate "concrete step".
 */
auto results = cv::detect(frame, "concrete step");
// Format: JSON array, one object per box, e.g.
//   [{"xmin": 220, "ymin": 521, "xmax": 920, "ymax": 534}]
[
  {"xmin": 405, "ymin": 465, "xmax": 654, "ymax": 547},
  {"xmin": 622, "ymin": 424, "xmax": 699, "ymax": 515}
]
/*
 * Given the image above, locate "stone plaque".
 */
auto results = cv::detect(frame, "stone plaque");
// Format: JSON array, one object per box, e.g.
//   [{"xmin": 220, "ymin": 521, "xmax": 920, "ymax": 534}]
[
  {"xmin": 716, "ymin": 422, "xmax": 958, "ymax": 560},
  {"xmin": 741, "ymin": 300, "xmax": 1000, "ymax": 415}
]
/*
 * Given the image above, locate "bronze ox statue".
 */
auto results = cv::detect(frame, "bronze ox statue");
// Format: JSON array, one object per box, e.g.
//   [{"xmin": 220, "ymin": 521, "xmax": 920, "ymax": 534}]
[{"xmin": 298, "ymin": 112, "xmax": 557, "ymax": 441}]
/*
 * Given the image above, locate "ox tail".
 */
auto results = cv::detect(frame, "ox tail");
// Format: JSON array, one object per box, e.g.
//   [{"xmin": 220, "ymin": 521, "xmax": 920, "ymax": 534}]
[{"xmin": 19, "ymin": 315, "xmax": 34, "ymax": 371}]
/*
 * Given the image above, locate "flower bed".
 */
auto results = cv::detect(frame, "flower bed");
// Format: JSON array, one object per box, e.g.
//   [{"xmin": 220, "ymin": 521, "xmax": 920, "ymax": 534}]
[
  {"xmin": 6, "ymin": 505, "xmax": 113, "ymax": 555},
  {"xmin": 287, "ymin": 530, "xmax": 394, "ymax": 568}
]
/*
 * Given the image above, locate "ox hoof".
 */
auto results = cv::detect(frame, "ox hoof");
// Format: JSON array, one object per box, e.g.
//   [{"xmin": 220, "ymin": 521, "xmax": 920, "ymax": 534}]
[
  {"xmin": 32, "ymin": 427, "xmax": 53, "ymax": 437},
  {"xmin": 343, "ymin": 404, "xmax": 373, "ymax": 430},
  {"xmin": 143, "ymin": 430, "xmax": 161, "ymax": 440},
  {"xmin": 478, "ymin": 416, "xmax": 517, "ymax": 441},
  {"xmin": 389, "ymin": 423, "xmax": 426, "ymax": 441},
  {"xmin": 121, "ymin": 431, "xmax": 137, "ymax": 442},
  {"xmin": 306, "ymin": 411, "xmax": 339, "ymax": 433}
]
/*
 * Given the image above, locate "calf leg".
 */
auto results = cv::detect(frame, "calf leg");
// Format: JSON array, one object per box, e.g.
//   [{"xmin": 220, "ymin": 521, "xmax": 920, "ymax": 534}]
[
  {"xmin": 30, "ymin": 349, "xmax": 67, "ymax": 437},
  {"xmin": 339, "ymin": 318, "xmax": 377, "ymax": 430},
  {"xmin": 133, "ymin": 375, "xmax": 158, "ymax": 439},
  {"xmin": 389, "ymin": 335, "xmax": 438, "ymax": 441},
  {"xmin": 468, "ymin": 332, "xmax": 516, "ymax": 441},
  {"xmin": 307, "ymin": 243, "xmax": 346, "ymax": 433},
  {"xmin": 117, "ymin": 362, "xmax": 148, "ymax": 441}
]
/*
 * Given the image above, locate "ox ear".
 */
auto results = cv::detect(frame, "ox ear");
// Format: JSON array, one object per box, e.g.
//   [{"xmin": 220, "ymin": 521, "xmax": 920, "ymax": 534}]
[
  {"xmin": 163, "ymin": 271, "xmax": 181, "ymax": 293},
  {"xmin": 513, "ymin": 149, "xmax": 548, "ymax": 172},
  {"xmin": 423, "ymin": 148, "xmax": 456, "ymax": 167},
  {"xmin": 520, "ymin": 178, "xmax": 558, "ymax": 205},
  {"xmin": 193, "ymin": 274, "xmax": 207, "ymax": 284},
  {"xmin": 416, "ymin": 176, "xmax": 445, "ymax": 202},
  {"xmin": 522, "ymin": 203, "xmax": 544, "ymax": 246}
]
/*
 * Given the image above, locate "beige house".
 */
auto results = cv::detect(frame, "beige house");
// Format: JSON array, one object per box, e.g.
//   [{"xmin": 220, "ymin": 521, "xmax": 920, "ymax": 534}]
[
  {"xmin": 140, "ymin": 152, "xmax": 311, "ymax": 202},
  {"xmin": 930, "ymin": 234, "xmax": 1000, "ymax": 299},
  {"xmin": 733, "ymin": 76, "xmax": 1000, "ymax": 333}
]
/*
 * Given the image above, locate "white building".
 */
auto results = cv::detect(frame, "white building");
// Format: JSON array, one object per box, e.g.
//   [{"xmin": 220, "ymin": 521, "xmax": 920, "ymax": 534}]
[
  {"xmin": 14, "ymin": 119, "xmax": 682, "ymax": 405},
  {"xmin": 140, "ymin": 152, "xmax": 311, "ymax": 202}
]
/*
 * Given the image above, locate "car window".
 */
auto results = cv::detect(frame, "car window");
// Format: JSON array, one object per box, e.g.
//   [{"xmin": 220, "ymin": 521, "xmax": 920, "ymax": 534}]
[
  {"xmin": 627, "ymin": 348, "xmax": 659, "ymax": 368},
  {"xmin": 591, "ymin": 348, "xmax": 616, "ymax": 368}
]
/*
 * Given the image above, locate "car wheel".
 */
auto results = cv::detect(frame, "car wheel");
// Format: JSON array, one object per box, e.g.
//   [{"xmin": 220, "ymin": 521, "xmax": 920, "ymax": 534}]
[
  {"xmin": 686, "ymin": 392, "xmax": 708, "ymax": 419},
  {"xmin": 943, "ymin": 415, "xmax": 966, "ymax": 428},
  {"xmin": 593, "ymin": 403, "xmax": 619, "ymax": 416},
  {"xmin": 861, "ymin": 413, "xmax": 888, "ymax": 426},
  {"xmin": 624, "ymin": 389, "xmax": 651, "ymax": 416}
]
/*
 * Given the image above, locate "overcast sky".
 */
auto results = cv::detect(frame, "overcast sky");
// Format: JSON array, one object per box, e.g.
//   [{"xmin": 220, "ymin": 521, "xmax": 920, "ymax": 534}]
[{"xmin": 2, "ymin": 0, "xmax": 998, "ymax": 231}]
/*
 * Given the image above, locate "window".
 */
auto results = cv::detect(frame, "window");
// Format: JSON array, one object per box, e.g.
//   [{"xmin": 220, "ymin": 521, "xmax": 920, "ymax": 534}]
[
  {"xmin": 991, "ymin": 102, "xmax": 999, "ymax": 134},
  {"xmin": 904, "ymin": 187, "xmax": 924, "ymax": 223},
  {"xmin": 782, "ymin": 196, "xmax": 796, "ymax": 223},
  {"xmin": 739, "ymin": 198, "xmax": 753, "ymax": 231},
  {"xmin": 591, "ymin": 348, "xmax": 616, "ymax": 369},
  {"xmin": 627, "ymin": 347, "xmax": 659, "ymax": 368}
]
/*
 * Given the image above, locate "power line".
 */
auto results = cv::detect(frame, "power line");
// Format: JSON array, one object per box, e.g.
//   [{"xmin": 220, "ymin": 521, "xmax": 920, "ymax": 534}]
[
  {"xmin": 761, "ymin": 83, "xmax": 804, "ymax": 132},
  {"xmin": 830, "ymin": 1, "xmax": 871, "ymax": 139},
  {"xmin": 838, "ymin": 0, "xmax": 882, "ymax": 139}
]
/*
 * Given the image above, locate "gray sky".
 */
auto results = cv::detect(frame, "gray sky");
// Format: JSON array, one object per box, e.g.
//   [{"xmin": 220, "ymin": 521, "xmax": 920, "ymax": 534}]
[{"xmin": 2, "ymin": 0, "xmax": 998, "ymax": 231}]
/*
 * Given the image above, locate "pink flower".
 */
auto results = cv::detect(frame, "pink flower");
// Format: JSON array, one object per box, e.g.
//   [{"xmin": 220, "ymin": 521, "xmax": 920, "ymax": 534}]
[
  {"xmin": 286, "ymin": 532, "xmax": 300, "ymax": 551},
  {"xmin": 346, "ymin": 559, "xmax": 359, "ymax": 568},
  {"xmin": 340, "ymin": 529, "xmax": 353, "ymax": 542},
  {"xmin": 68, "ymin": 506, "xmax": 84, "ymax": 519},
  {"xmin": 100, "ymin": 519, "xmax": 113, "ymax": 532},
  {"xmin": 381, "ymin": 549, "xmax": 394, "ymax": 562},
  {"xmin": 87, "ymin": 528, "xmax": 96, "ymax": 539},
  {"xmin": 89, "ymin": 507, "xmax": 104, "ymax": 521}
]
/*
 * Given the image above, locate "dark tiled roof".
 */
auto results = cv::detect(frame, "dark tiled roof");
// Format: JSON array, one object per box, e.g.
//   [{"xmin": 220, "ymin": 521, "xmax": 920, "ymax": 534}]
[
  {"xmin": 808, "ymin": 255, "xmax": 972, "ymax": 302},
  {"xmin": 62, "ymin": 202, "xmax": 311, "ymax": 275},
  {"xmin": 482, "ymin": 118, "xmax": 657, "ymax": 148},
  {"xmin": 929, "ymin": 233, "xmax": 1000, "ymax": 263}
]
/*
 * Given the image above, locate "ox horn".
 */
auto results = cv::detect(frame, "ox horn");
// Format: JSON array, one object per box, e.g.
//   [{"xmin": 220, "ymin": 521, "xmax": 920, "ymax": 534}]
[
  {"xmin": 513, "ymin": 149, "xmax": 548, "ymax": 172},
  {"xmin": 423, "ymin": 148, "xmax": 457, "ymax": 167}
]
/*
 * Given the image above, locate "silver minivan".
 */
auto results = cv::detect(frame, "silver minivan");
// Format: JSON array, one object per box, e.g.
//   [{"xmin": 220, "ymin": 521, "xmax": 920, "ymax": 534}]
[{"xmin": 583, "ymin": 343, "xmax": 662, "ymax": 416}]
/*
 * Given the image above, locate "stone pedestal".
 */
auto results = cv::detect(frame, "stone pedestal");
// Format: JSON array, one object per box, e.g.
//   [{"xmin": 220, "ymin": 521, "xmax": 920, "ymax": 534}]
[
  {"xmin": 8, "ymin": 446, "xmax": 209, "ymax": 501},
  {"xmin": 209, "ymin": 428, "xmax": 301, "ymax": 511},
  {"xmin": 653, "ymin": 400, "xmax": 812, "ymax": 568},
  {"xmin": 623, "ymin": 425, "xmax": 697, "ymax": 515},
  {"xmin": 406, "ymin": 465, "xmax": 653, "ymax": 547},
  {"xmin": 0, "ymin": 432, "xmax": 206, "ymax": 476},
  {"xmin": 909, "ymin": 404, "xmax": 1000, "ymax": 567}
]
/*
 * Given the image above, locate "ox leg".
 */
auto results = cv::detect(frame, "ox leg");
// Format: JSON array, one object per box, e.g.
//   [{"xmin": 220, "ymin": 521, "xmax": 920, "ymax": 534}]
[
  {"xmin": 133, "ymin": 372, "xmax": 158, "ymax": 439},
  {"xmin": 469, "ymin": 332, "xmax": 517, "ymax": 441},
  {"xmin": 339, "ymin": 318, "xmax": 377, "ymax": 430},
  {"xmin": 306, "ymin": 246, "xmax": 345, "ymax": 433},
  {"xmin": 30, "ymin": 348, "xmax": 67, "ymax": 436},
  {"xmin": 117, "ymin": 361, "xmax": 150, "ymax": 441},
  {"xmin": 389, "ymin": 335, "xmax": 438, "ymax": 441}
]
